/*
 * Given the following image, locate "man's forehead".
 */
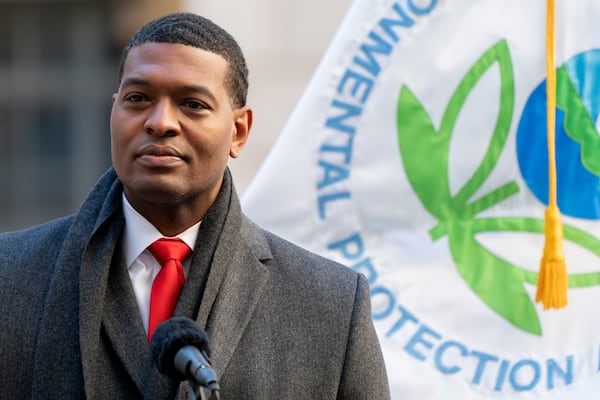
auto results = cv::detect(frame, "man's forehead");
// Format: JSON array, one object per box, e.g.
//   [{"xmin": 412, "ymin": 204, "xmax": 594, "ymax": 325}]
[
  {"xmin": 125, "ymin": 42, "xmax": 228, "ymax": 68},
  {"xmin": 121, "ymin": 42, "xmax": 229, "ymax": 81}
]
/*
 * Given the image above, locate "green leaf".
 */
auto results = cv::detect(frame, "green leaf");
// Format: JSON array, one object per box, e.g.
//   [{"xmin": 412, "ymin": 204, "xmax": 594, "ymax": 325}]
[
  {"xmin": 397, "ymin": 39, "xmax": 516, "ymax": 226},
  {"xmin": 397, "ymin": 86, "xmax": 453, "ymax": 218},
  {"xmin": 449, "ymin": 228, "xmax": 542, "ymax": 335},
  {"xmin": 444, "ymin": 40, "xmax": 515, "ymax": 208}
]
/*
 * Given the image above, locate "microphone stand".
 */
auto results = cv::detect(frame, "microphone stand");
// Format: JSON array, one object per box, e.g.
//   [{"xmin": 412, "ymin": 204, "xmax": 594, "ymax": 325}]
[
  {"xmin": 180, "ymin": 382, "xmax": 198, "ymax": 400},
  {"xmin": 207, "ymin": 388, "xmax": 220, "ymax": 400},
  {"xmin": 179, "ymin": 381, "xmax": 220, "ymax": 400}
]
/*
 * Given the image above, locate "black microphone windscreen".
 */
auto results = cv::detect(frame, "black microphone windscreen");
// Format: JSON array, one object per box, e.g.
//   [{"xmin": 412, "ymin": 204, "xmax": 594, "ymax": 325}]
[{"xmin": 150, "ymin": 317, "xmax": 210, "ymax": 380}]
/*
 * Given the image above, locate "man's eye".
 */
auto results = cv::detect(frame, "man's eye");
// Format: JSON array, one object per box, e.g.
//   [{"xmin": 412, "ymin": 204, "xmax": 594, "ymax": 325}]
[
  {"xmin": 126, "ymin": 94, "xmax": 146, "ymax": 102},
  {"xmin": 183, "ymin": 100, "xmax": 206, "ymax": 110}
]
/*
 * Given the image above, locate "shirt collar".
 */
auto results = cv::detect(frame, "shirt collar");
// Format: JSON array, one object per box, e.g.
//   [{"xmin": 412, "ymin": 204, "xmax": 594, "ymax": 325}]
[{"xmin": 121, "ymin": 193, "xmax": 201, "ymax": 268}]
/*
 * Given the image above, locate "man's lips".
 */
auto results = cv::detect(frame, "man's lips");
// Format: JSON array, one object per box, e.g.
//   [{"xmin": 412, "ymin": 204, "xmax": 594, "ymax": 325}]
[{"xmin": 136, "ymin": 144, "xmax": 187, "ymax": 166}]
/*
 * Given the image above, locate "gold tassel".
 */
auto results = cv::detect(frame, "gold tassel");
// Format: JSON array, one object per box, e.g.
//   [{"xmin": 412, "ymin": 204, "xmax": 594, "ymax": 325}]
[
  {"xmin": 536, "ymin": 206, "xmax": 568, "ymax": 308},
  {"xmin": 535, "ymin": 0, "xmax": 568, "ymax": 309}
]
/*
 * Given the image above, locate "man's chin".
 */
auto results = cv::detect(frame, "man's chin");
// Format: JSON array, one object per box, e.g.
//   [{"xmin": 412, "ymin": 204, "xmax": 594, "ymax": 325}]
[{"xmin": 124, "ymin": 180, "xmax": 189, "ymax": 206}]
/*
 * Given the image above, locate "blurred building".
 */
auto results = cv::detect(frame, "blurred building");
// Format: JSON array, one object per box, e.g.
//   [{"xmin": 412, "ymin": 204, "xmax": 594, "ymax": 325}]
[
  {"xmin": 0, "ymin": 0, "xmax": 183, "ymax": 231},
  {"xmin": 0, "ymin": 0, "xmax": 350, "ymax": 232}
]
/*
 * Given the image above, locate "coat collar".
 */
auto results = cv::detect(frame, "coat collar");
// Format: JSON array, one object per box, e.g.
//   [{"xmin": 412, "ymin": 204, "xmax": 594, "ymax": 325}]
[
  {"xmin": 32, "ymin": 168, "xmax": 124, "ymax": 397},
  {"xmin": 179, "ymin": 168, "xmax": 273, "ymax": 380}
]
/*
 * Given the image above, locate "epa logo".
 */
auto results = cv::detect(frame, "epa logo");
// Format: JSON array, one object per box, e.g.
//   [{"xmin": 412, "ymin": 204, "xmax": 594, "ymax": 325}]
[{"xmin": 397, "ymin": 40, "xmax": 600, "ymax": 336}]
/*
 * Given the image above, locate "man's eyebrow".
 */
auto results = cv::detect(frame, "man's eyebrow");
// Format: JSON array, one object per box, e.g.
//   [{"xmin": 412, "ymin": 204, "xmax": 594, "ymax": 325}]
[
  {"xmin": 121, "ymin": 77, "xmax": 149, "ymax": 88},
  {"xmin": 180, "ymin": 84, "xmax": 218, "ymax": 103},
  {"xmin": 120, "ymin": 78, "xmax": 218, "ymax": 103}
]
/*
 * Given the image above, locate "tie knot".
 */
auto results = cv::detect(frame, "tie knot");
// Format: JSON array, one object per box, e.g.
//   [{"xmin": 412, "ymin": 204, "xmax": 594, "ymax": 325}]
[{"xmin": 148, "ymin": 238, "xmax": 191, "ymax": 266}]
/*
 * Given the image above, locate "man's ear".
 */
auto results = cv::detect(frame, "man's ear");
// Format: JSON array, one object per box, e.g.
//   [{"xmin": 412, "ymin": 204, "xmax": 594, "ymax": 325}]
[{"xmin": 230, "ymin": 106, "xmax": 253, "ymax": 158}]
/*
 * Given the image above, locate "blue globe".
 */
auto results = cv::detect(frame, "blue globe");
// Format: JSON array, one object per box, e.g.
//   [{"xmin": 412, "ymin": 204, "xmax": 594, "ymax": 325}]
[{"xmin": 516, "ymin": 49, "xmax": 600, "ymax": 220}]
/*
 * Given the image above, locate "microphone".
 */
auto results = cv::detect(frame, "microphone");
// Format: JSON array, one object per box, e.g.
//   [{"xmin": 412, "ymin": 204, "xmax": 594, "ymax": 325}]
[{"xmin": 150, "ymin": 317, "xmax": 220, "ymax": 395}]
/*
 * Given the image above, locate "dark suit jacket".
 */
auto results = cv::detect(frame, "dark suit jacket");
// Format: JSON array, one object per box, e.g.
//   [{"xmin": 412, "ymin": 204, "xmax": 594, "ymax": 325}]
[{"xmin": 0, "ymin": 168, "xmax": 390, "ymax": 399}]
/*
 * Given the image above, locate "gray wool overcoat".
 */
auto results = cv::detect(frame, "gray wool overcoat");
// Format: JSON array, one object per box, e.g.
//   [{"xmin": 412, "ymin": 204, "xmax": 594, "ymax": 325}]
[{"xmin": 0, "ymin": 168, "xmax": 390, "ymax": 399}]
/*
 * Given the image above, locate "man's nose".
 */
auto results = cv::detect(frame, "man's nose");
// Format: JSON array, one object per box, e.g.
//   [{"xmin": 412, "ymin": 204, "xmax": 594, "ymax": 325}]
[{"xmin": 144, "ymin": 99, "xmax": 180, "ymax": 136}]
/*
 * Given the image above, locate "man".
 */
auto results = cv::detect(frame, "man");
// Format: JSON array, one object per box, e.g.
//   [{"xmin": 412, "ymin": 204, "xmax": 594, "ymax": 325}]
[{"xmin": 0, "ymin": 12, "xmax": 390, "ymax": 399}]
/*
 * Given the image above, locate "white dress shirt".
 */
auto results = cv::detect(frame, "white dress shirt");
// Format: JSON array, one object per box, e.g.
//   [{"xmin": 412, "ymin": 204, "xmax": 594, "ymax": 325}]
[{"xmin": 121, "ymin": 193, "xmax": 200, "ymax": 334}]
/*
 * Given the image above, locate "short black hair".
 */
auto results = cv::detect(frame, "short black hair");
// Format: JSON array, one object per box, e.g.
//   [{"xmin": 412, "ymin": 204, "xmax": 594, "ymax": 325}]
[{"xmin": 118, "ymin": 12, "xmax": 248, "ymax": 108}]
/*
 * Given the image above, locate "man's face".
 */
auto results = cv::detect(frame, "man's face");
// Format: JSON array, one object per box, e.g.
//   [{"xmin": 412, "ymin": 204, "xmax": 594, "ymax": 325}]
[{"xmin": 110, "ymin": 42, "xmax": 251, "ymax": 212}]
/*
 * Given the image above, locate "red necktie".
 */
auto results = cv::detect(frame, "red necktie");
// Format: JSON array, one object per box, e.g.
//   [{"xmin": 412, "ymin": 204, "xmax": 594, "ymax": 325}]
[{"xmin": 147, "ymin": 238, "xmax": 191, "ymax": 342}]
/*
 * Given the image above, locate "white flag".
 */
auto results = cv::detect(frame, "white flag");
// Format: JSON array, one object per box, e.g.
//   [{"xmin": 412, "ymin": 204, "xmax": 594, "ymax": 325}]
[{"xmin": 242, "ymin": 0, "xmax": 600, "ymax": 398}]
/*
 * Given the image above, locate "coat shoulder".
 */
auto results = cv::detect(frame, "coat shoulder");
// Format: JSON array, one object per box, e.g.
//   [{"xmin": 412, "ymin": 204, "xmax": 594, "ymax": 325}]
[
  {"xmin": 258, "ymin": 226, "xmax": 361, "ymax": 292},
  {"xmin": 0, "ymin": 215, "xmax": 75, "ymax": 272}
]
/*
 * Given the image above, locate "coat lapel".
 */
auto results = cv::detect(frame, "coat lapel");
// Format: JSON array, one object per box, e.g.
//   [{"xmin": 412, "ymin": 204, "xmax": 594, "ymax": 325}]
[
  {"xmin": 200, "ymin": 235, "xmax": 270, "ymax": 377},
  {"xmin": 102, "ymin": 247, "xmax": 176, "ymax": 398},
  {"xmin": 102, "ymin": 250, "xmax": 149, "ymax": 378},
  {"xmin": 191, "ymin": 235, "xmax": 270, "ymax": 400},
  {"xmin": 196, "ymin": 200, "xmax": 273, "ymax": 377}
]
